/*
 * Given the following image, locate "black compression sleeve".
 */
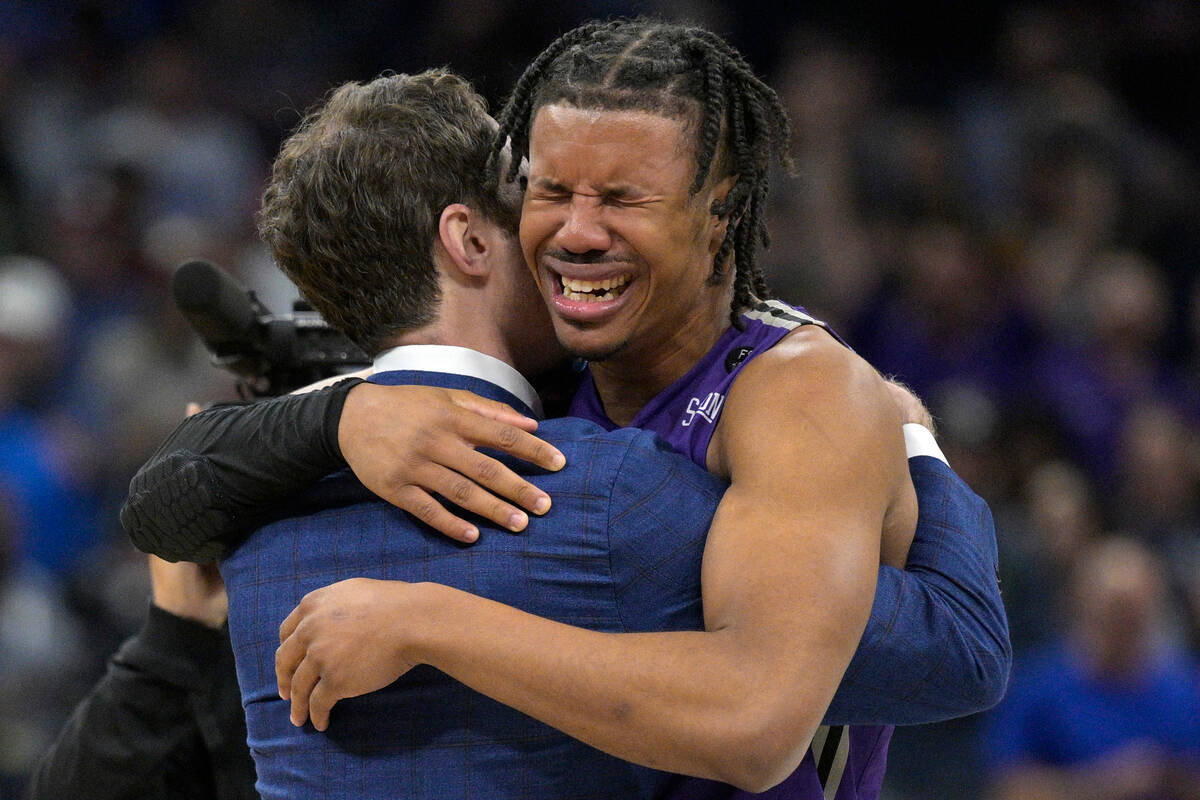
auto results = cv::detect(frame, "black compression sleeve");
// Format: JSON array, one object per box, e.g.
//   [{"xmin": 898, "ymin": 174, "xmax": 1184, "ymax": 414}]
[{"xmin": 121, "ymin": 377, "xmax": 364, "ymax": 562}]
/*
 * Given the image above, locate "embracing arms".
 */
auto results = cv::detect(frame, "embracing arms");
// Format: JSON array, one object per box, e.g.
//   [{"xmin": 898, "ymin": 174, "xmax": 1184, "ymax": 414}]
[
  {"xmin": 122, "ymin": 378, "xmax": 565, "ymax": 560},
  {"xmin": 275, "ymin": 332, "xmax": 906, "ymax": 790},
  {"xmin": 122, "ymin": 364, "xmax": 1010, "ymax": 726}
]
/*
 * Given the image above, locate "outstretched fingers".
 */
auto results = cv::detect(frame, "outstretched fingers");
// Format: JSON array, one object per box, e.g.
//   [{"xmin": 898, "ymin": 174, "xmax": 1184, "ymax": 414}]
[
  {"xmin": 339, "ymin": 384, "xmax": 567, "ymax": 542},
  {"xmin": 391, "ymin": 483, "xmax": 482, "ymax": 542},
  {"xmin": 450, "ymin": 392, "xmax": 567, "ymax": 473}
]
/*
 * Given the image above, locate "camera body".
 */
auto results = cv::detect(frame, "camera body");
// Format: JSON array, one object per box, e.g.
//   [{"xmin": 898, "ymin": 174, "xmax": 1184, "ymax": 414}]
[
  {"xmin": 213, "ymin": 300, "xmax": 370, "ymax": 397},
  {"xmin": 172, "ymin": 260, "xmax": 370, "ymax": 398}
]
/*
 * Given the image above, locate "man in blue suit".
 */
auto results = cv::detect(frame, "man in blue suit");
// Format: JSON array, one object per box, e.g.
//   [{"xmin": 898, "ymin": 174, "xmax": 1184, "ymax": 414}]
[
  {"xmin": 131, "ymin": 66, "xmax": 1007, "ymax": 798},
  {"xmin": 212, "ymin": 69, "xmax": 725, "ymax": 798}
]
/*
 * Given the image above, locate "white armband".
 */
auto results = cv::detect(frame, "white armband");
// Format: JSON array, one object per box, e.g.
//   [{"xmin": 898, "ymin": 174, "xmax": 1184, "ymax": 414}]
[{"xmin": 903, "ymin": 423, "xmax": 948, "ymax": 465}]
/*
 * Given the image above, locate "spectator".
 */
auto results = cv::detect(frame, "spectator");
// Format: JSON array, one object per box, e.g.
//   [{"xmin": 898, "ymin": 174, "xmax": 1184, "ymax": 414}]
[
  {"xmin": 985, "ymin": 536, "xmax": 1200, "ymax": 800},
  {"xmin": 997, "ymin": 460, "xmax": 1103, "ymax": 653},
  {"xmin": 0, "ymin": 484, "xmax": 91, "ymax": 793},
  {"xmin": 1031, "ymin": 250, "xmax": 1193, "ymax": 487},
  {"xmin": 0, "ymin": 255, "xmax": 103, "ymax": 579}
]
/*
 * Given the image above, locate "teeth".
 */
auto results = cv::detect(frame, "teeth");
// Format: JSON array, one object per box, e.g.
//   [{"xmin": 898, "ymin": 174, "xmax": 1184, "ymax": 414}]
[
  {"xmin": 561, "ymin": 275, "xmax": 630, "ymax": 293},
  {"xmin": 560, "ymin": 273, "xmax": 631, "ymax": 302}
]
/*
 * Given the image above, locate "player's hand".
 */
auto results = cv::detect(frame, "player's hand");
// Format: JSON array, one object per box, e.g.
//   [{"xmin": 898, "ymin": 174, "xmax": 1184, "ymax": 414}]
[
  {"xmin": 882, "ymin": 379, "xmax": 936, "ymax": 435},
  {"xmin": 276, "ymin": 578, "xmax": 418, "ymax": 731},
  {"xmin": 338, "ymin": 383, "xmax": 566, "ymax": 543}
]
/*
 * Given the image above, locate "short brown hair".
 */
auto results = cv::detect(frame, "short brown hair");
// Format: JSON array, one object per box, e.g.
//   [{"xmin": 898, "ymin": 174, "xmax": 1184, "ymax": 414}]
[{"xmin": 258, "ymin": 69, "xmax": 518, "ymax": 353}]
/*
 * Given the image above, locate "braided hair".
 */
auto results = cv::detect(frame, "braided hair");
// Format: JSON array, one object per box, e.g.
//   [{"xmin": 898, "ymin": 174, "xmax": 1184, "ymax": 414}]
[{"xmin": 494, "ymin": 18, "xmax": 792, "ymax": 325}]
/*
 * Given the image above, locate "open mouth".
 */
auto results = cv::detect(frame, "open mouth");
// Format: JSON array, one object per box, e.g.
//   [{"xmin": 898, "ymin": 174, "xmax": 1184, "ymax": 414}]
[{"xmin": 557, "ymin": 272, "xmax": 633, "ymax": 303}]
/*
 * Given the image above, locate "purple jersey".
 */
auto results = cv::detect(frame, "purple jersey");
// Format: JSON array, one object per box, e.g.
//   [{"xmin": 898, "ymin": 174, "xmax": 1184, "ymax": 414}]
[{"xmin": 569, "ymin": 299, "xmax": 890, "ymax": 800}]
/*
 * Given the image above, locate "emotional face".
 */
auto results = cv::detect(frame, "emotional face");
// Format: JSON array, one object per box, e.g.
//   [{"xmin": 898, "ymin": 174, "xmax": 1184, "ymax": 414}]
[{"xmin": 519, "ymin": 104, "xmax": 733, "ymax": 369}]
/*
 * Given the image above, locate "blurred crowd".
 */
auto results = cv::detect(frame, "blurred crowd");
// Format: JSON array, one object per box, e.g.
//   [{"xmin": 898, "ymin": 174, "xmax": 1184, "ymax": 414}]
[{"xmin": 0, "ymin": 1, "xmax": 1197, "ymax": 798}]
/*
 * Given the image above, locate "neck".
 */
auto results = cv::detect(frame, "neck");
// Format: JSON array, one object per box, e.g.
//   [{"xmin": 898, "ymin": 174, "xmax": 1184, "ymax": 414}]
[
  {"xmin": 589, "ymin": 294, "xmax": 735, "ymax": 427},
  {"xmin": 387, "ymin": 303, "xmax": 518, "ymax": 372}
]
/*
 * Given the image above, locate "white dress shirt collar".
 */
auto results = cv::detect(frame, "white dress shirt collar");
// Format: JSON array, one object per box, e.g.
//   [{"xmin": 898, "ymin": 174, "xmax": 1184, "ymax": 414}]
[{"xmin": 372, "ymin": 344, "xmax": 543, "ymax": 417}]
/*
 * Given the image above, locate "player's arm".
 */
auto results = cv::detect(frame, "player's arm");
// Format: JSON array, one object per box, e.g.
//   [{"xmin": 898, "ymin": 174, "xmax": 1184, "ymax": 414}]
[
  {"xmin": 277, "ymin": 335, "xmax": 906, "ymax": 790},
  {"xmin": 121, "ymin": 378, "xmax": 565, "ymax": 561}
]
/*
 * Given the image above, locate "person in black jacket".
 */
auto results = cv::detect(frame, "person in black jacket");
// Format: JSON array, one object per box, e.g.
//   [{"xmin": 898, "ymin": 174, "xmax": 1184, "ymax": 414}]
[{"xmin": 27, "ymin": 552, "xmax": 258, "ymax": 799}]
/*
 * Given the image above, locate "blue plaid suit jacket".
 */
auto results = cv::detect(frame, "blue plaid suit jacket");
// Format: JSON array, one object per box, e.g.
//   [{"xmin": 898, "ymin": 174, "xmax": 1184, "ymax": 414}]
[
  {"xmin": 222, "ymin": 370, "xmax": 1009, "ymax": 799},
  {"xmin": 221, "ymin": 370, "xmax": 727, "ymax": 799}
]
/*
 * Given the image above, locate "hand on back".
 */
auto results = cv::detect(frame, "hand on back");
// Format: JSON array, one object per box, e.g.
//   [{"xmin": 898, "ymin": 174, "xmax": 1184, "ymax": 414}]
[{"xmin": 338, "ymin": 383, "xmax": 566, "ymax": 542}]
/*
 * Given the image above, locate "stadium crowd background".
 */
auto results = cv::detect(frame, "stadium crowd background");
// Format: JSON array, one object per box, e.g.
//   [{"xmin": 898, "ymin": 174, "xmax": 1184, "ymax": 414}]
[{"xmin": 0, "ymin": 1, "xmax": 1197, "ymax": 797}]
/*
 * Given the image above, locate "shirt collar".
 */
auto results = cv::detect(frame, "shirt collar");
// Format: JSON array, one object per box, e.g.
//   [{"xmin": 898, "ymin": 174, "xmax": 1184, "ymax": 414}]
[{"xmin": 372, "ymin": 344, "xmax": 543, "ymax": 418}]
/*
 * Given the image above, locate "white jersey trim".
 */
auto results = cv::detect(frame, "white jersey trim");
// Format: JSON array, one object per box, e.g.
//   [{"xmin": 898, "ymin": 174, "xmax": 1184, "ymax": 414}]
[{"xmin": 741, "ymin": 299, "xmax": 821, "ymax": 331}]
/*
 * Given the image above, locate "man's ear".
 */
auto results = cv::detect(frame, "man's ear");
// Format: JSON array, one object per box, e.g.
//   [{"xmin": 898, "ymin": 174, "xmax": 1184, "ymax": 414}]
[
  {"xmin": 707, "ymin": 174, "xmax": 739, "ymax": 252},
  {"xmin": 438, "ymin": 203, "xmax": 491, "ymax": 279}
]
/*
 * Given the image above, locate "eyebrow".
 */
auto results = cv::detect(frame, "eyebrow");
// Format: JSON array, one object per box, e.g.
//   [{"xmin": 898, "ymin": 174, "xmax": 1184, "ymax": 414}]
[
  {"xmin": 530, "ymin": 177, "xmax": 570, "ymax": 193},
  {"xmin": 602, "ymin": 184, "xmax": 643, "ymax": 200},
  {"xmin": 530, "ymin": 177, "xmax": 649, "ymax": 200}
]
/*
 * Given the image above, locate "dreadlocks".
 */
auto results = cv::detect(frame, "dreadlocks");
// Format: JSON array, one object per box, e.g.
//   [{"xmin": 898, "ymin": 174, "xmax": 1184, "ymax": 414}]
[{"xmin": 494, "ymin": 17, "xmax": 792, "ymax": 325}]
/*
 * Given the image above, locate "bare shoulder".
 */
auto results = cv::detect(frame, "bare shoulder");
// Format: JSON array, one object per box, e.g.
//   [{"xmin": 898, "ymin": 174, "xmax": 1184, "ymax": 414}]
[
  {"xmin": 708, "ymin": 325, "xmax": 901, "ymax": 480},
  {"xmin": 746, "ymin": 325, "xmax": 882, "ymax": 401},
  {"xmin": 710, "ymin": 325, "xmax": 917, "ymax": 565}
]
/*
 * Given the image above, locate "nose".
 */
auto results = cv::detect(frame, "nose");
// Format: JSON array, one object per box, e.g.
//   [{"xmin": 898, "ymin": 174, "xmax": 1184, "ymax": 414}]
[{"xmin": 555, "ymin": 195, "xmax": 612, "ymax": 254}]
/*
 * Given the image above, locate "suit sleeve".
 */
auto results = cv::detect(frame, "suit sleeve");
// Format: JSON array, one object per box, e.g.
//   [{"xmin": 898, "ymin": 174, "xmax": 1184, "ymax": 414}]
[
  {"xmin": 26, "ymin": 605, "xmax": 257, "ymax": 800},
  {"xmin": 121, "ymin": 378, "xmax": 361, "ymax": 562},
  {"xmin": 822, "ymin": 455, "xmax": 1012, "ymax": 725},
  {"xmin": 605, "ymin": 431, "xmax": 724, "ymax": 633}
]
